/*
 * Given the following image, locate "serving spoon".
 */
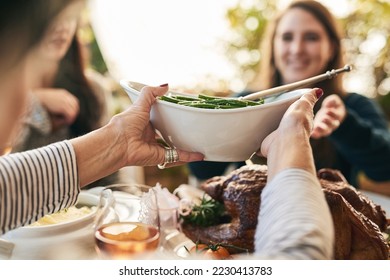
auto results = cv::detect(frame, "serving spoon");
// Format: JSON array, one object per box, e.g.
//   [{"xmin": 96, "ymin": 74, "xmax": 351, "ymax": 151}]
[{"xmin": 241, "ymin": 65, "xmax": 352, "ymax": 101}]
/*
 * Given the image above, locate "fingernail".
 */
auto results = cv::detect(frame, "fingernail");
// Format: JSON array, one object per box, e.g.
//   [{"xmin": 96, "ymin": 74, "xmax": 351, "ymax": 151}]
[
  {"xmin": 159, "ymin": 83, "xmax": 168, "ymax": 87},
  {"xmin": 315, "ymin": 88, "xmax": 323, "ymax": 99}
]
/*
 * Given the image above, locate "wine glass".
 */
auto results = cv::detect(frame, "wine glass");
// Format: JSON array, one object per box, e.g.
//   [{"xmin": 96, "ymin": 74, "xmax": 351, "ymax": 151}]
[{"xmin": 94, "ymin": 184, "xmax": 161, "ymax": 259}]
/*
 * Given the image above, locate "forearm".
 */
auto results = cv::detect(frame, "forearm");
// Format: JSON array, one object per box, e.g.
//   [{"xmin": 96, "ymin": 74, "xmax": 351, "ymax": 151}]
[
  {"xmin": 71, "ymin": 84, "xmax": 203, "ymax": 186},
  {"xmin": 12, "ymin": 95, "xmax": 52, "ymax": 152},
  {"xmin": 0, "ymin": 141, "xmax": 79, "ymax": 235},
  {"xmin": 255, "ymin": 169, "xmax": 334, "ymax": 259},
  {"xmin": 266, "ymin": 131, "xmax": 316, "ymax": 180},
  {"xmin": 70, "ymin": 121, "xmax": 126, "ymax": 187}
]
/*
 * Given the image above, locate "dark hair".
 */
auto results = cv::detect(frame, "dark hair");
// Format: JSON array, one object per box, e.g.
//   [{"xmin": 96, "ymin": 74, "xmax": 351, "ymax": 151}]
[
  {"xmin": 254, "ymin": 0, "xmax": 346, "ymax": 108},
  {"xmin": 253, "ymin": 1, "xmax": 347, "ymax": 171},
  {"xmin": 0, "ymin": 0, "xmax": 81, "ymax": 74},
  {"xmin": 55, "ymin": 34, "xmax": 104, "ymax": 136}
]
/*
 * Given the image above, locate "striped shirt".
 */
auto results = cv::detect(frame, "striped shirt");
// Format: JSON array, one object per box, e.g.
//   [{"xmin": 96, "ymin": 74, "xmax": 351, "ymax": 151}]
[
  {"xmin": 0, "ymin": 141, "xmax": 80, "ymax": 235},
  {"xmin": 254, "ymin": 169, "xmax": 334, "ymax": 260}
]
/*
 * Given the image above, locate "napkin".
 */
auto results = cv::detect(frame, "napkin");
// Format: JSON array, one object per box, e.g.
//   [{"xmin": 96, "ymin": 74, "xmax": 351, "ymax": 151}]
[
  {"xmin": 140, "ymin": 183, "xmax": 179, "ymax": 224},
  {"xmin": 154, "ymin": 183, "xmax": 179, "ymax": 210}
]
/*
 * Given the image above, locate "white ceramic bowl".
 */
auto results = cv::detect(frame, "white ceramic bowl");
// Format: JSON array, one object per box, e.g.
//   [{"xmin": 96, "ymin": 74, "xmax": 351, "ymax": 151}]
[
  {"xmin": 0, "ymin": 192, "xmax": 100, "ymax": 259},
  {"xmin": 120, "ymin": 80, "xmax": 309, "ymax": 162}
]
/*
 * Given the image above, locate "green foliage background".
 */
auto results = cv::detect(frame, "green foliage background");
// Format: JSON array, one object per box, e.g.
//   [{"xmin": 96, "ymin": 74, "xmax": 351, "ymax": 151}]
[
  {"xmin": 224, "ymin": 0, "xmax": 390, "ymax": 117},
  {"xmin": 83, "ymin": 0, "xmax": 390, "ymax": 118}
]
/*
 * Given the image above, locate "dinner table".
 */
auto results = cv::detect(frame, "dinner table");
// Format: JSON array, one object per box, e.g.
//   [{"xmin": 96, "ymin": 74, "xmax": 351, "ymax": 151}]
[
  {"xmin": 1, "ymin": 187, "xmax": 389, "ymax": 260},
  {"xmin": 0, "ymin": 187, "xmax": 195, "ymax": 260}
]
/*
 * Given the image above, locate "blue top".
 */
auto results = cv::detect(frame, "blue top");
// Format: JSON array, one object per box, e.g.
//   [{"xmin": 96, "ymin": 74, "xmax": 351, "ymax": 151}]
[{"xmin": 188, "ymin": 93, "xmax": 390, "ymax": 187}]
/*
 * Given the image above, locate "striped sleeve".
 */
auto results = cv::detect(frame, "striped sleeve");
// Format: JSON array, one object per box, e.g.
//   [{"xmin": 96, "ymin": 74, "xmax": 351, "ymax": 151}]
[
  {"xmin": 0, "ymin": 141, "xmax": 80, "ymax": 235},
  {"xmin": 254, "ymin": 169, "xmax": 334, "ymax": 260}
]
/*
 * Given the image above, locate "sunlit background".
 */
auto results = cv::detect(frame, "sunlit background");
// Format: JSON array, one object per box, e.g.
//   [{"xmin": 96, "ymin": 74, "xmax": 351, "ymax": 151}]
[
  {"xmin": 88, "ymin": 0, "xmax": 390, "ymax": 98},
  {"xmin": 83, "ymin": 0, "xmax": 390, "ymax": 187},
  {"xmin": 89, "ymin": 0, "xmax": 241, "ymax": 91}
]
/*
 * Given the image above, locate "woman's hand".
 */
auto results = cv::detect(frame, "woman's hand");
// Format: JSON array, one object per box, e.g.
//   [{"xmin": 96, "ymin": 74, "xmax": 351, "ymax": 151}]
[
  {"xmin": 311, "ymin": 94, "xmax": 346, "ymax": 139},
  {"xmin": 73, "ymin": 84, "xmax": 204, "ymax": 187},
  {"xmin": 257, "ymin": 88, "xmax": 322, "ymax": 179},
  {"xmin": 34, "ymin": 88, "xmax": 80, "ymax": 129},
  {"xmin": 110, "ymin": 84, "xmax": 204, "ymax": 167}
]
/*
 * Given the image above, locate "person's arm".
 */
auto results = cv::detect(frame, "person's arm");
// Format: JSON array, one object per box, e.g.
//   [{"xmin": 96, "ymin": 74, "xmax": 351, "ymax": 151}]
[
  {"xmin": 1, "ymin": 85, "xmax": 203, "ymax": 235},
  {"xmin": 329, "ymin": 94, "xmax": 390, "ymax": 181},
  {"xmin": 259, "ymin": 89, "xmax": 319, "ymax": 180},
  {"xmin": 255, "ymin": 169, "xmax": 334, "ymax": 259},
  {"xmin": 255, "ymin": 88, "xmax": 334, "ymax": 259},
  {"xmin": 11, "ymin": 94, "xmax": 52, "ymax": 152},
  {"xmin": 0, "ymin": 141, "xmax": 79, "ymax": 235},
  {"xmin": 13, "ymin": 88, "xmax": 80, "ymax": 152},
  {"xmin": 33, "ymin": 88, "xmax": 80, "ymax": 131},
  {"xmin": 71, "ymin": 85, "xmax": 204, "ymax": 186}
]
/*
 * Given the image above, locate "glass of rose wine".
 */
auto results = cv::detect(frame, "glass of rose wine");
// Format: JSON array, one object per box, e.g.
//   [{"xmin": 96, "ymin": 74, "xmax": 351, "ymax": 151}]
[{"xmin": 94, "ymin": 184, "xmax": 161, "ymax": 259}]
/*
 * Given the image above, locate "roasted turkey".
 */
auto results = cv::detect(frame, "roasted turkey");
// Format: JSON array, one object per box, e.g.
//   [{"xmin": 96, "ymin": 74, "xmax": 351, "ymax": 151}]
[
  {"xmin": 181, "ymin": 165, "xmax": 389, "ymax": 259},
  {"xmin": 182, "ymin": 164, "xmax": 267, "ymax": 253}
]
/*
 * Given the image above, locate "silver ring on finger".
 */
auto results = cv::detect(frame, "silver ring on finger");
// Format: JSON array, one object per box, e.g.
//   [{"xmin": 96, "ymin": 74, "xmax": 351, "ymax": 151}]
[{"xmin": 157, "ymin": 147, "xmax": 179, "ymax": 169}]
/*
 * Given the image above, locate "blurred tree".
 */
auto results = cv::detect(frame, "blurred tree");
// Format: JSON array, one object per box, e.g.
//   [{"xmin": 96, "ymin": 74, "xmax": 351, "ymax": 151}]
[
  {"xmin": 78, "ymin": 12, "xmax": 108, "ymax": 75},
  {"xmin": 225, "ymin": 0, "xmax": 277, "ymax": 86},
  {"xmin": 224, "ymin": 0, "xmax": 390, "ymax": 116},
  {"xmin": 88, "ymin": 30, "xmax": 108, "ymax": 74},
  {"xmin": 342, "ymin": 0, "xmax": 390, "ymax": 118}
]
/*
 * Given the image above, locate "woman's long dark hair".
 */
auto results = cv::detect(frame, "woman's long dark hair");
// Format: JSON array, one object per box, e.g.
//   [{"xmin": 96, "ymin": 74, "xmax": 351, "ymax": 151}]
[
  {"xmin": 54, "ymin": 34, "xmax": 103, "ymax": 137},
  {"xmin": 253, "ymin": 0, "xmax": 349, "ymax": 173},
  {"xmin": 253, "ymin": 0, "xmax": 346, "ymax": 112},
  {"xmin": 0, "ymin": 0, "xmax": 80, "ymax": 75}
]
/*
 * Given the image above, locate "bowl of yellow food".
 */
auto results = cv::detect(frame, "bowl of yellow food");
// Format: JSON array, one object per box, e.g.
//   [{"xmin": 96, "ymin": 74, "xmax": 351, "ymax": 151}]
[
  {"xmin": 0, "ymin": 191, "xmax": 102, "ymax": 259},
  {"xmin": 120, "ymin": 80, "xmax": 309, "ymax": 161}
]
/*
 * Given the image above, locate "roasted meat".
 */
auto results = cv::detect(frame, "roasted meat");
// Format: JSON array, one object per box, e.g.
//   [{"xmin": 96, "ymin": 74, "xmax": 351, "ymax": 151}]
[
  {"xmin": 318, "ymin": 168, "xmax": 387, "ymax": 232},
  {"xmin": 181, "ymin": 165, "xmax": 389, "ymax": 259},
  {"xmin": 318, "ymin": 168, "xmax": 388, "ymax": 259},
  {"xmin": 182, "ymin": 165, "xmax": 267, "ymax": 253}
]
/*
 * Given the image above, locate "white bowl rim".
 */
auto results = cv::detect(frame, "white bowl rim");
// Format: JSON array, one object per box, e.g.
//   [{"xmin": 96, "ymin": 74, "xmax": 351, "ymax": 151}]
[
  {"xmin": 19, "ymin": 192, "xmax": 98, "ymax": 232},
  {"xmin": 120, "ymin": 79, "xmax": 309, "ymax": 114}
]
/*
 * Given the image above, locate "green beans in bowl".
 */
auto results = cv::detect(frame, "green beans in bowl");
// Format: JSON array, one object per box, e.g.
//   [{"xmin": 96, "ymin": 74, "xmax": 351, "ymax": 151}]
[
  {"xmin": 158, "ymin": 94, "xmax": 264, "ymax": 109},
  {"xmin": 120, "ymin": 80, "xmax": 309, "ymax": 162}
]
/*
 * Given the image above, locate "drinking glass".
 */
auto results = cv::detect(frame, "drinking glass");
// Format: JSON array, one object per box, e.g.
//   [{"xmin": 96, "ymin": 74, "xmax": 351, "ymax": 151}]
[{"xmin": 94, "ymin": 184, "xmax": 160, "ymax": 259}]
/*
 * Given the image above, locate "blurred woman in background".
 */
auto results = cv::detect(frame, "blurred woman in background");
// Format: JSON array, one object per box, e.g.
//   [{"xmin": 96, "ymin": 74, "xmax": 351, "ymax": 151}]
[
  {"xmin": 188, "ymin": 0, "xmax": 390, "ymax": 196},
  {"xmin": 0, "ymin": 0, "xmax": 203, "ymax": 235},
  {"xmin": 11, "ymin": 8, "xmax": 122, "ymax": 187}
]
